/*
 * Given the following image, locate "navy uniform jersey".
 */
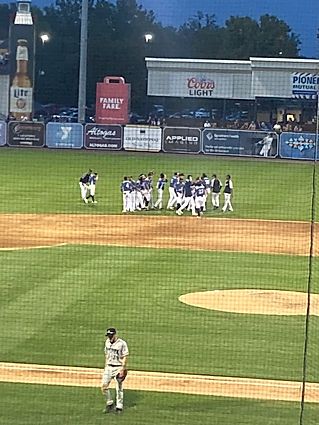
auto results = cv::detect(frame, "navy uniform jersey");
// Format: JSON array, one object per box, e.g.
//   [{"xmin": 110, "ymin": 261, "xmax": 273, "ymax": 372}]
[
  {"xmin": 174, "ymin": 181, "xmax": 185, "ymax": 195},
  {"xmin": 121, "ymin": 180, "xmax": 132, "ymax": 192},
  {"xmin": 170, "ymin": 175, "xmax": 178, "ymax": 188},
  {"xmin": 195, "ymin": 183, "xmax": 206, "ymax": 197},
  {"xmin": 184, "ymin": 180, "xmax": 193, "ymax": 197},
  {"xmin": 211, "ymin": 178, "xmax": 222, "ymax": 193},
  {"xmin": 80, "ymin": 173, "xmax": 90, "ymax": 184},
  {"xmin": 157, "ymin": 177, "xmax": 166, "ymax": 190},
  {"xmin": 89, "ymin": 174, "xmax": 97, "ymax": 185}
]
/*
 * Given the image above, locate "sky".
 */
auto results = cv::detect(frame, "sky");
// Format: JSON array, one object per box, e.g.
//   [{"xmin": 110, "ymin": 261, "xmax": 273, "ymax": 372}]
[{"xmin": 2, "ymin": 0, "xmax": 318, "ymax": 58}]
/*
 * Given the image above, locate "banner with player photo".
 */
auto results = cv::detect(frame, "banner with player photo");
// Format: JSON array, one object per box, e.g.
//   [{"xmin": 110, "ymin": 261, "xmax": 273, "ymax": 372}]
[
  {"xmin": 279, "ymin": 132, "xmax": 319, "ymax": 160},
  {"xmin": 0, "ymin": 121, "xmax": 6, "ymax": 146},
  {"xmin": 123, "ymin": 126, "xmax": 162, "ymax": 152},
  {"xmin": 84, "ymin": 124, "xmax": 122, "ymax": 150},
  {"xmin": 8, "ymin": 121, "xmax": 44, "ymax": 147},
  {"xmin": 162, "ymin": 127, "xmax": 201, "ymax": 154},
  {"xmin": 46, "ymin": 123, "xmax": 83, "ymax": 149},
  {"xmin": 202, "ymin": 129, "xmax": 278, "ymax": 157}
]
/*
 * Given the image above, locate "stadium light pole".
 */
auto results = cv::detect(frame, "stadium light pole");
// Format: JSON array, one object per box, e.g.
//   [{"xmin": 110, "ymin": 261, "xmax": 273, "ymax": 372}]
[
  {"xmin": 78, "ymin": 0, "xmax": 88, "ymax": 123},
  {"xmin": 144, "ymin": 33, "xmax": 153, "ymax": 118}
]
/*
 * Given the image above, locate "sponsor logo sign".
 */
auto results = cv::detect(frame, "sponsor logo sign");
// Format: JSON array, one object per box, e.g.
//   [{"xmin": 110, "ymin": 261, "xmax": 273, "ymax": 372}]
[
  {"xmin": 0, "ymin": 121, "xmax": 6, "ymax": 146},
  {"xmin": 8, "ymin": 121, "xmax": 44, "ymax": 147},
  {"xmin": 187, "ymin": 77, "xmax": 215, "ymax": 97},
  {"xmin": 46, "ymin": 122, "xmax": 83, "ymax": 149},
  {"xmin": 291, "ymin": 72, "xmax": 319, "ymax": 99},
  {"xmin": 163, "ymin": 127, "xmax": 201, "ymax": 153},
  {"xmin": 202, "ymin": 129, "xmax": 278, "ymax": 157},
  {"xmin": 84, "ymin": 124, "xmax": 122, "ymax": 150},
  {"xmin": 279, "ymin": 132, "xmax": 318, "ymax": 160},
  {"xmin": 123, "ymin": 126, "xmax": 161, "ymax": 152}
]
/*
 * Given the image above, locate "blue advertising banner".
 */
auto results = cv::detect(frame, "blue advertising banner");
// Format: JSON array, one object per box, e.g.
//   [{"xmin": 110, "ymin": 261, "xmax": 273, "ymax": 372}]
[
  {"xmin": 46, "ymin": 123, "xmax": 83, "ymax": 149},
  {"xmin": 0, "ymin": 121, "xmax": 6, "ymax": 146},
  {"xmin": 279, "ymin": 132, "xmax": 318, "ymax": 160},
  {"xmin": 202, "ymin": 129, "xmax": 278, "ymax": 157}
]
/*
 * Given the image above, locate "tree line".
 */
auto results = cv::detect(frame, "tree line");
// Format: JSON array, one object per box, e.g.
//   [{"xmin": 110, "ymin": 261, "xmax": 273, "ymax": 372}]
[{"xmin": 0, "ymin": 0, "xmax": 301, "ymax": 111}]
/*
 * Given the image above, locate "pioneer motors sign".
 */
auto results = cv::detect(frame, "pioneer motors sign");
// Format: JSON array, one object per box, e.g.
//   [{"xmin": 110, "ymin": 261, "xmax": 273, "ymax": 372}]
[{"xmin": 163, "ymin": 127, "xmax": 201, "ymax": 153}]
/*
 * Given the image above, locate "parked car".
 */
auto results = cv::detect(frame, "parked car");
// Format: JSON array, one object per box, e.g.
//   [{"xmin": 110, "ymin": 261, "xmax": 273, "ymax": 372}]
[
  {"xmin": 129, "ymin": 112, "xmax": 147, "ymax": 124},
  {"xmin": 225, "ymin": 111, "xmax": 249, "ymax": 121},
  {"xmin": 193, "ymin": 108, "xmax": 211, "ymax": 119}
]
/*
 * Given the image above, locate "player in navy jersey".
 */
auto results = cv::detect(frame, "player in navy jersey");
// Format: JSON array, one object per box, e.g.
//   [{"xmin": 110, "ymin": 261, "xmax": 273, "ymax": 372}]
[
  {"xmin": 222, "ymin": 174, "xmax": 234, "ymax": 212},
  {"xmin": 176, "ymin": 175, "xmax": 195, "ymax": 216},
  {"xmin": 194, "ymin": 178, "xmax": 207, "ymax": 217},
  {"xmin": 121, "ymin": 176, "xmax": 134, "ymax": 212},
  {"xmin": 211, "ymin": 174, "xmax": 222, "ymax": 209},
  {"xmin": 166, "ymin": 172, "xmax": 179, "ymax": 210},
  {"xmin": 154, "ymin": 173, "xmax": 167, "ymax": 209},
  {"xmin": 87, "ymin": 172, "xmax": 98, "ymax": 204},
  {"xmin": 79, "ymin": 169, "xmax": 92, "ymax": 204}
]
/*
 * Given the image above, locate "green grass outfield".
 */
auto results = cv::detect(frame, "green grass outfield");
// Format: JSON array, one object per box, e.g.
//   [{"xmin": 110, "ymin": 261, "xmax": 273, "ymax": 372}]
[
  {"xmin": 0, "ymin": 148, "xmax": 318, "ymax": 423},
  {"xmin": 0, "ymin": 148, "xmax": 317, "ymax": 220},
  {"xmin": 1, "ymin": 383, "xmax": 318, "ymax": 425}
]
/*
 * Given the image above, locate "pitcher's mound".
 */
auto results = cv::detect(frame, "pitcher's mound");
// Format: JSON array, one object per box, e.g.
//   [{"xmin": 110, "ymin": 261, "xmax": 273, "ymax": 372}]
[{"xmin": 179, "ymin": 289, "xmax": 319, "ymax": 316}]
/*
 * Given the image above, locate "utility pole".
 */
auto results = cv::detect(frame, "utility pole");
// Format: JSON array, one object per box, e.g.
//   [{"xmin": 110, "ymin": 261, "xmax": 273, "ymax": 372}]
[{"xmin": 78, "ymin": 0, "xmax": 88, "ymax": 123}]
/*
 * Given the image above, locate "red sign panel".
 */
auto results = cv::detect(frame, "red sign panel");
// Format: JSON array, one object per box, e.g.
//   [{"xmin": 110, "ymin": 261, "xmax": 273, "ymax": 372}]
[{"xmin": 95, "ymin": 76, "xmax": 131, "ymax": 124}]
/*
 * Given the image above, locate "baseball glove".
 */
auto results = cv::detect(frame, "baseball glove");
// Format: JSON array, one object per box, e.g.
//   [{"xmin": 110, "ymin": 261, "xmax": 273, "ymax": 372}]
[{"xmin": 116, "ymin": 369, "xmax": 128, "ymax": 383}]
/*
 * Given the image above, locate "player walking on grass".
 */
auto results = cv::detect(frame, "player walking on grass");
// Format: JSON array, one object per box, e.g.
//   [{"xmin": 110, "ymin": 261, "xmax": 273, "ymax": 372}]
[
  {"xmin": 102, "ymin": 328, "xmax": 129, "ymax": 414},
  {"xmin": 79, "ymin": 169, "xmax": 91, "ymax": 204},
  {"xmin": 222, "ymin": 174, "xmax": 234, "ymax": 212},
  {"xmin": 211, "ymin": 174, "xmax": 222, "ymax": 209},
  {"xmin": 86, "ymin": 171, "xmax": 98, "ymax": 203},
  {"xmin": 154, "ymin": 173, "xmax": 167, "ymax": 209}
]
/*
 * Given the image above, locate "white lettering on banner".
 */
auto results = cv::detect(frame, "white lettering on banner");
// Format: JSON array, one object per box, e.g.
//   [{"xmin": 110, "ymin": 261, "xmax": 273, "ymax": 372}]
[
  {"xmin": 166, "ymin": 136, "xmax": 198, "ymax": 142},
  {"xmin": 99, "ymin": 97, "xmax": 124, "ymax": 110},
  {"xmin": 10, "ymin": 86, "xmax": 33, "ymax": 113},
  {"xmin": 61, "ymin": 127, "xmax": 72, "ymax": 140},
  {"xmin": 87, "ymin": 127, "xmax": 117, "ymax": 139}
]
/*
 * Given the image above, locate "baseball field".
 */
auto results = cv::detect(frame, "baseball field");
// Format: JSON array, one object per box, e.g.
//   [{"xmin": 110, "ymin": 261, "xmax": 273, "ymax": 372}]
[{"xmin": 0, "ymin": 148, "xmax": 318, "ymax": 424}]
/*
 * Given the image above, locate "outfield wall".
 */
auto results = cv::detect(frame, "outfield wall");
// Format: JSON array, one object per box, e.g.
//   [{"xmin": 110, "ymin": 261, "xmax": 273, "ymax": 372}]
[{"xmin": 0, "ymin": 120, "xmax": 317, "ymax": 160}]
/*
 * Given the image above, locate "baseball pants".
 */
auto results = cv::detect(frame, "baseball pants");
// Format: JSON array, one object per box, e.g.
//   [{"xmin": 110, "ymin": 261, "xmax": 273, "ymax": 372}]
[
  {"xmin": 102, "ymin": 366, "xmax": 124, "ymax": 410},
  {"xmin": 222, "ymin": 193, "xmax": 233, "ymax": 212}
]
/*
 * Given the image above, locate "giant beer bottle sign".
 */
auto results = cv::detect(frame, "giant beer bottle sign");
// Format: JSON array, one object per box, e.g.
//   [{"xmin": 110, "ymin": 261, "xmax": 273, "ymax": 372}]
[{"xmin": 10, "ymin": 39, "xmax": 33, "ymax": 119}]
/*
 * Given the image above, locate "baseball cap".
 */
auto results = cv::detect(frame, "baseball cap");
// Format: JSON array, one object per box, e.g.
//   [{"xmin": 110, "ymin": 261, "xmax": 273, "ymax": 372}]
[{"xmin": 105, "ymin": 327, "xmax": 117, "ymax": 336}]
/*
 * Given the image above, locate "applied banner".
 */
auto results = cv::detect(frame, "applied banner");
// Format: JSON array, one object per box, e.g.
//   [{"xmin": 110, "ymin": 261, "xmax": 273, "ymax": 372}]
[
  {"xmin": 46, "ymin": 122, "xmax": 83, "ymax": 149},
  {"xmin": 162, "ymin": 127, "xmax": 201, "ymax": 154},
  {"xmin": 202, "ymin": 129, "xmax": 278, "ymax": 157},
  {"xmin": 84, "ymin": 124, "xmax": 122, "ymax": 150},
  {"xmin": 123, "ymin": 126, "xmax": 161, "ymax": 152},
  {"xmin": 279, "ymin": 132, "xmax": 318, "ymax": 160},
  {"xmin": 8, "ymin": 121, "xmax": 44, "ymax": 147},
  {"xmin": 0, "ymin": 121, "xmax": 6, "ymax": 145}
]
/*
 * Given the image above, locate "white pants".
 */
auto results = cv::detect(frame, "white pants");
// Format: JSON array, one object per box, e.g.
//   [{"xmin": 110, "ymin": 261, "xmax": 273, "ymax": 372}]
[
  {"xmin": 222, "ymin": 193, "xmax": 233, "ymax": 212},
  {"xmin": 102, "ymin": 366, "xmax": 124, "ymax": 410},
  {"xmin": 167, "ymin": 187, "xmax": 177, "ymax": 209},
  {"xmin": 135, "ymin": 191, "xmax": 145, "ymax": 209},
  {"xmin": 89, "ymin": 184, "xmax": 96, "ymax": 196},
  {"xmin": 154, "ymin": 189, "xmax": 164, "ymax": 209},
  {"xmin": 79, "ymin": 182, "xmax": 87, "ymax": 201},
  {"xmin": 176, "ymin": 196, "xmax": 195, "ymax": 215},
  {"xmin": 195, "ymin": 196, "xmax": 205, "ymax": 210},
  {"xmin": 212, "ymin": 192, "xmax": 221, "ymax": 208},
  {"xmin": 122, "ymin": 192, "xmax": 133, "ymax": 212}
]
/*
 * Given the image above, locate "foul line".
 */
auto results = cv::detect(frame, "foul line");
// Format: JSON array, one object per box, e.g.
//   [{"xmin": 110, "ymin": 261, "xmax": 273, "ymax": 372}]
[{"xmin": 0, "ymin": 362, "xmax": 318, "ymax": 403}]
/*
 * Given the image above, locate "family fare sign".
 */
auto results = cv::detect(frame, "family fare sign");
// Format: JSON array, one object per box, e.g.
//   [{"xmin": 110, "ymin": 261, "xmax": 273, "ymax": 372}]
[{"xmin": 291, "ymin": 72, "xmax": 319, "ymax": 99}]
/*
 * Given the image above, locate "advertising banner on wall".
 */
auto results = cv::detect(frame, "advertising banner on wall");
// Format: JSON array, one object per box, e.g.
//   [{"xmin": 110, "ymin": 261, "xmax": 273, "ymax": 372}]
[
  {"xmin": 8, "ymin": 121, "xmax": 44, "ymax": 147},
  {"xmin": 84, "ymin": 124, "xmax": 122, "ymax": 150},
  {"xmin": 202, "ymin": 129, "xmax": 278, "ymax": 157},
  {"xmin": 279, "ymin": 132, "xmax": 318, "ymax": 160},
  {"xmin": 9, "ymin": 22, "xmax": 35, "ymax": 120},
  {"xmin": 123, "ymin": 126, "xmax": 161, "ymax": 152},
  {"xmin": 46, "ymin": 123, "xmax": 83, "ymax": 149},
  {"xmin": 291, "ymin": 72, "xmax": 319, "ymax": 99},
  {"xmin": 95, "ymin": 76, "xmax": 131, "ymax": 124},
  {"xmin": 0, "ymin": 121, "xmax": 6, "ymax": 146},
  {"xmin": 162, "ymin": 127, "xmax": 201, "ymax": 154}
]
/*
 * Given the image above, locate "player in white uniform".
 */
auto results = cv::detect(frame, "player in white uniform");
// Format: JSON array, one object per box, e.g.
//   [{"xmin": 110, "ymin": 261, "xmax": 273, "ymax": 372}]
[
  {"xmin": 101, "ymin": 328, "xmax": 129, "ymax": 414},
  {"xmin": 87, "ymin": 172, "xmax": 98, "ymax": 203},
  {"xmin": 258, "ymin": 133, "xmax": 274, "ymax": 157}
]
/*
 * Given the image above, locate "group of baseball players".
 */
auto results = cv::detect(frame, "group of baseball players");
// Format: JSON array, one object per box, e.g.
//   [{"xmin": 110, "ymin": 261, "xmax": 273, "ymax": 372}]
[
  {"xmin": 79, "ymin": 169, "xmax": 99, "ymax": 204},
  {"xmin": 121, "ymin": 172, "xmax": 234, "ymax": 216}
]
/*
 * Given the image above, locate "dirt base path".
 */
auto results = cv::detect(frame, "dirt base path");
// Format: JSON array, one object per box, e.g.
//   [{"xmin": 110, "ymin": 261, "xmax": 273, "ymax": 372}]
[
  {"xmin": 1, "ymin": 362, "xmax": 318, "ymax": 403},
  {"xmin": 0, "ymin": 213, "xmax": 317, "ymax": 256}
]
